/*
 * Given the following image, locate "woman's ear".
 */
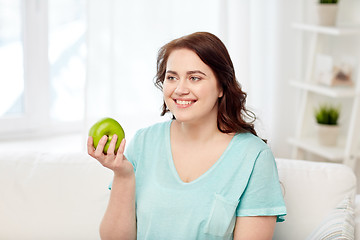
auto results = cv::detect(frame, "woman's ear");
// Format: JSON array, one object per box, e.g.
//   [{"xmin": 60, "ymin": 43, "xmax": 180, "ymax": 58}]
[{"xmin": 218, "ymin": 89, "xmax": 223, "ymax": 98}]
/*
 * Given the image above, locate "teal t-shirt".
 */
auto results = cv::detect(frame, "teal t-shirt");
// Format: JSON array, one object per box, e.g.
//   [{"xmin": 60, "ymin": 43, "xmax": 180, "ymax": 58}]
[{"xmin": 114, "ymin": 121, "xmax": 286, "ymax": 239}]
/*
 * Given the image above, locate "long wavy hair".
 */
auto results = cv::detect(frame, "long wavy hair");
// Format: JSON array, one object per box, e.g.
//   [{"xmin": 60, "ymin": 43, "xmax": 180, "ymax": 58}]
[{"xmin": 154, "ymin": 32, "xmax": 264, "ymax": 141}]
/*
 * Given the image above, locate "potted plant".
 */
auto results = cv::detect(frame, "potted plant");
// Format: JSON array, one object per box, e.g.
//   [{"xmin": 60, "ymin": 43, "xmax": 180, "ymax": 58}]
[
  {"xmin": 314, "ymin": 103, "xmax": 340, "ymax": 146},
  {"xmin": 316, "ymin": 0, "xmax": 339, "ymax": 26}
]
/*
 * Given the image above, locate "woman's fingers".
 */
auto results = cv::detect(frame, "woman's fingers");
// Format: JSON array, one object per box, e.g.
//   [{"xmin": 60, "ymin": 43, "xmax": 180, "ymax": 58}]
[
  {"xmin": 107, "ymin": 134, "xmax": 118, "ymax": 155},
  {"xmin": 87, "ymin": 136, "xmax": 95, "ymax": 155},
  {"xmin": 117, "ymin": 138, "xmax": 126, "ymax": 156},
  {"xmin": 88, "ymin": 135, "xmax": 130, "ymax": 175},
  {"xmin": 94, "ymin": 135, "xmax": 108, "ymax": 158},
  {"xmin": 114, "ymin": 138, "xmax": 126, "ymax": 161}
]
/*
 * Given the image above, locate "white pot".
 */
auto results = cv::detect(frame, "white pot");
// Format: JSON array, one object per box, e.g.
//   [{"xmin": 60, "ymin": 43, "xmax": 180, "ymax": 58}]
[
  {"xmin": 316, "ymin": 4, "xmax": 338, "ymax": 26},
  {"xmin": 317, "ymin": 124, "xmax": 339, "ymax": 146}
]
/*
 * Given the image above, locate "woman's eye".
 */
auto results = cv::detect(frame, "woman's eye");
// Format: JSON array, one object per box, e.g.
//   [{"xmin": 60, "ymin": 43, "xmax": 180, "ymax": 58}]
[
  {"xmin": 190, "ymin": 76, "xmax": 200, "ymax": 81},
  {"xmin": 166, "ymin": 76, "xmax": 176, "ymax": 81}
]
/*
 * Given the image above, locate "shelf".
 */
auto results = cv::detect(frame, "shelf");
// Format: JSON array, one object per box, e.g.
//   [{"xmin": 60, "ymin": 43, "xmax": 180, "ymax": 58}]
[
  {"xmin": 288, "ymin": 137, "xmax": 345, "ymax": 162},
  {"xmin": 290, "ymin": 21, "xmax": 360, "ymax": 170},
  {"xmin": 290, "ymin": 80, "xmax": 357, "ymax": 98},
  {"xmin": 292, "ymin": 23, "xmax": 360, "ymax": 35}
]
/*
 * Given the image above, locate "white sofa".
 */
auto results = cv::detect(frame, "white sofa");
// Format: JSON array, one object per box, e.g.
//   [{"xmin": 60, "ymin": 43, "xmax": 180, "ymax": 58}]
[{"xmin": 0, "ymin": 151, "xmax": 358, "ymax": 240}]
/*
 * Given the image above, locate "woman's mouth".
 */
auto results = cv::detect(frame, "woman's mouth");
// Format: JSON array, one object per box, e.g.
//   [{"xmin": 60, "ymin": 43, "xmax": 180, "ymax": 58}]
[{"xmin": 174, "ymin": 99, "xmax": 196, "ymax": 108}]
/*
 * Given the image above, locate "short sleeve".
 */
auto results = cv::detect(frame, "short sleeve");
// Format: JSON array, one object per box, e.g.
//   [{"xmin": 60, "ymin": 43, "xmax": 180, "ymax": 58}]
[
  {"xmin": 124, "ymin": 131, "xmax": 140, "ymax": 173},
  {"xmin": 236, "ymin": 149, "xmax": 286, "ymax": 222}
]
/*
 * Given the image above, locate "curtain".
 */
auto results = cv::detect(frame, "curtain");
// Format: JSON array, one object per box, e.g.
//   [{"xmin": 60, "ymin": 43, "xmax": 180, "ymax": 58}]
[{"xmin": 85, "ymin": 0, "xmax": 302, "ymax": 158}]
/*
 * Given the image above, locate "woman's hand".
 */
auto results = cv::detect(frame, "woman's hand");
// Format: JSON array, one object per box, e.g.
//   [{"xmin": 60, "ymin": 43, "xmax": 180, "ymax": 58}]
[
  {"xmin": 89, "ymin": 135, "xmax": 137, "ymax": 239},
  {"xmin": 87, "ymin": 134, "xmax": 134, "ymax": 178}
]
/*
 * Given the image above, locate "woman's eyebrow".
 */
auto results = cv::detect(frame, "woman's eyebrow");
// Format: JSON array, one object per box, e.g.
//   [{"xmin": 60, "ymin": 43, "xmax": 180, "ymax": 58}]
[
  {"xmin": 166, "ymin": 70, "xmax": 207, "ymax": 76},
  {"xmin": 187, "ymin": 70, "xmax": 207, "ymax": 76}
]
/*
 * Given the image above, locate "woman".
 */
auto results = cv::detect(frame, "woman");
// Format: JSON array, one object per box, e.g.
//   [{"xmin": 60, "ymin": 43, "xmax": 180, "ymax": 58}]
[{"xmin": 88, "ymin": 32, "xmax": 286, "ymax": 240}]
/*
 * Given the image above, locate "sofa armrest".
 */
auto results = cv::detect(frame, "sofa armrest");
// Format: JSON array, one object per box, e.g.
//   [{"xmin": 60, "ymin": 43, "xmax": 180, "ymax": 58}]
[{"xmin": 273, "ymin": 158, "xmax": 357, "ymax": 240}]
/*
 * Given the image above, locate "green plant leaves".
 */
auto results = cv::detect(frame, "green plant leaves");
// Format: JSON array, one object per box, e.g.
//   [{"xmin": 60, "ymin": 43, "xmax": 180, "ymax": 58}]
[
  {"xmin": 315, "ymin": 104, "xmax": 340, "ymax": 125},
  {"xmin": 319, "ymin": 0, "xmax": 338, "ymax": 4}
]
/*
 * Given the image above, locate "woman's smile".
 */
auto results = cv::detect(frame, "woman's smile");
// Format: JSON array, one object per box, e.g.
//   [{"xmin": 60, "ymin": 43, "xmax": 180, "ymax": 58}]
[
  {"xmin": 174, "ymin": 99, "xmax": 197, "ymax": 108},
  {"xmin": 163, "ymin": 48, "xmax": 223, "ymax": 124}
]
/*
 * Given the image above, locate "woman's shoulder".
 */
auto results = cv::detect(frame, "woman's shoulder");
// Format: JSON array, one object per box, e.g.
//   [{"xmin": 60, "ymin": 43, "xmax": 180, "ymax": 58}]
[
  {"xmin": 232, "ymin": 132, "xmax": 270, "ymax": 153},
  {"xmin": 227, "ymin": 133, "xmax": 275, "ymax": 172}
]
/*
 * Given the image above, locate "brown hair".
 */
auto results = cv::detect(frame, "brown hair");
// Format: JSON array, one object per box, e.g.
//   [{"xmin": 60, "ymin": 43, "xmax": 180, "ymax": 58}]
[{"xmin": 154, "ymin": 32, "xmax": 264, "ymax": 141}]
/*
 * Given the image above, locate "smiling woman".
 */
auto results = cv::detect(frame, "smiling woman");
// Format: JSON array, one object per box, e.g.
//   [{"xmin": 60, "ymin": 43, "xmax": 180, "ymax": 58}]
[
  {"xmin": 163, "ymin": 49, "xmax": 223, "ymax": 125},
  {"xmin": 155, "ymin": 32, "xmax": 259, "ymax": 137},
  {"xmin": 88, "ymin": 32, "xmax": 286, "ymax": 240}
]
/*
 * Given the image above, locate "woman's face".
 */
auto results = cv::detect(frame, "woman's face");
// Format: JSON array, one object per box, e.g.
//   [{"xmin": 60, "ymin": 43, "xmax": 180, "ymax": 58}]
[{"xmin": 163, "ymin": 48, "xmax": 223, "ymax": 124}]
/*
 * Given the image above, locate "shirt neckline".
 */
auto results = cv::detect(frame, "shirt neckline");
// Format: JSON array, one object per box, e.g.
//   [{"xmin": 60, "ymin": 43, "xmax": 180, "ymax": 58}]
[{"xmin": 165, "ymin": 120, "xmax": 236, "ymax": 185}]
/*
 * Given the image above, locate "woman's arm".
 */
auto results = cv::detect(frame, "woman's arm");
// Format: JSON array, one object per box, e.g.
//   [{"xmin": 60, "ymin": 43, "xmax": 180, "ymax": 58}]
[
  {"xmin": 100, "ymin": 173, "xmax": 136, "ymax": 240},
  {"xmin": 233, "ymin": 216, "xmax": 276, "ymax": 240},
  {"xmin": 88, "ymin": 135, "xmax": 136, "ymax": 240}
]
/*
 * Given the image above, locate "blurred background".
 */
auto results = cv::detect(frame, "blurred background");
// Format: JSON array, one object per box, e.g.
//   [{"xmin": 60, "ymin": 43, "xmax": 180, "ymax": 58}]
[{"xmin": 0, "ymin": 0, "xmax": 359, "ymax": 160}]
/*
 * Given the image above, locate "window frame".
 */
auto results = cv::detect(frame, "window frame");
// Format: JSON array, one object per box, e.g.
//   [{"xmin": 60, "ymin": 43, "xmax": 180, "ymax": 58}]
[{"xmin": 0, "ymin": 0, "xmax": 83, "ymax": 140}]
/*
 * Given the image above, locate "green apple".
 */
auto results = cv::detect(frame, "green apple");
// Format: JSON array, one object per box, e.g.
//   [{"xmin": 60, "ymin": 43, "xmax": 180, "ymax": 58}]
[{"xmin": 89, "ymin": 117, "xmax": 125, "ymax": 154}]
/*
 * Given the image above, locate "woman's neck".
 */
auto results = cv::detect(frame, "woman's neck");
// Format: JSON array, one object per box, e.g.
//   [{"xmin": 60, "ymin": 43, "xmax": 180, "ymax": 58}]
[{"xmin": 171, "ymin": 118, "xmax": 221, "ymax": 143}]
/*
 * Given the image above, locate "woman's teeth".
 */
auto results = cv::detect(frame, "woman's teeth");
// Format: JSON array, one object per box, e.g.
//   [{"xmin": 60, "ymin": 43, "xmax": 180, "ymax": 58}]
[{"xmin": 176, "ymin": 100, "xmax": 193, "ymax": 105}]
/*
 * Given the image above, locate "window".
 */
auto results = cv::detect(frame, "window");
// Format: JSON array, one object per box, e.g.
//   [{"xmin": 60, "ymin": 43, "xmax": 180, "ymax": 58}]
[
  {"xmin": 49, "ymin": 0, "xmax": 86, "ymax": 122},
  {"xmin": 0, "ymin": 0, "xmax": 86, "ymax": 138},
  {"xmin": 0, "ymin": 0, "xmax": 24, "ymax": 117}
]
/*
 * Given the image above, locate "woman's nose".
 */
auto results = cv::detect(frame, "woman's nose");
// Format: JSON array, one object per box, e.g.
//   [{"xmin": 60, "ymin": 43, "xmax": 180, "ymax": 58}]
[{"xmin": 174, "ymin": 79, "xmax": 190, "ymax": 95}]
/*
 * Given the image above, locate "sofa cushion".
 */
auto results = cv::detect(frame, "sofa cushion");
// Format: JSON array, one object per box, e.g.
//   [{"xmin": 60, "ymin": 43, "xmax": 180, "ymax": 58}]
[
  {"xmin": 273, "ymin": 158, "xmax": 357, "ymax": 240},
  {"xmin": 305, "ymin": 195, "xmax": 355, "ymax": 240},
  {"xmin": 355, "ymin": 195, "xmax": 360, "ymax": 239},
  {"xmin": 0, "ymin": 151, "xmax": 112, "ymax": 240}
]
